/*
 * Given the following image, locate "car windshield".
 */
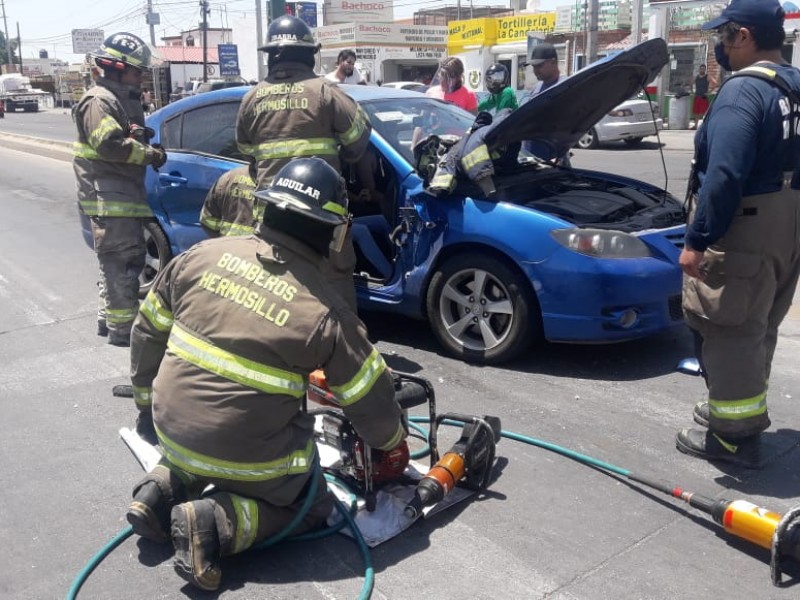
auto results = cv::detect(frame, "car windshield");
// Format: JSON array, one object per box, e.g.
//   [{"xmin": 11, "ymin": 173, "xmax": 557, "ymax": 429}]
[{"xmin": 360, "ymin": 97, "xmax": 475, "ymax": 164}]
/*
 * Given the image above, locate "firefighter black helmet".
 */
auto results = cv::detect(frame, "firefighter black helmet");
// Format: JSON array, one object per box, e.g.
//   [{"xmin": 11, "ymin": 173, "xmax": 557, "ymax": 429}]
[
  {"xmin": 254, "ymin": 158, "xmax": 348, "ymax": 228},
  {"xmin": 260, "ymin": 16, "xmax": 319, "ymax": 53},
  {"xmin": 485, "ymin": 63, "xmax": 509, "ymax": 94},
  {"xmin": 94, "ymin": 32, "xmax": 153, "ymax": 72}
]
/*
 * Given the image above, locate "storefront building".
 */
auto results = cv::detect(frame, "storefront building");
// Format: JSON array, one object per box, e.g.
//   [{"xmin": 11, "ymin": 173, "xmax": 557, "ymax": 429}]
[{"xmin": 314, "ymin": 22, "xmax": 448, "ymax": 84}]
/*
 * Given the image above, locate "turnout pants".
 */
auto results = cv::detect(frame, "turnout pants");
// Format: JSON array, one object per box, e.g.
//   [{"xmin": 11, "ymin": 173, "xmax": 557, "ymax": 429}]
[
  {"xmin": 683, "ymin": 186, "xmax": 800, "ymax": 438},
  {"xmin": 135, "ymin": 460, "xmax": 333, "ymax": 556},
  {"xmin": 90, "ymin": 217, "xmax": 146, "ymax": 336}
]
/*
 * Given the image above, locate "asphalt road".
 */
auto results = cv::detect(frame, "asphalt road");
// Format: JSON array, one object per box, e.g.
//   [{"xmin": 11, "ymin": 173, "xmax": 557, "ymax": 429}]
[{"xmin": 1, "ymin": 121, "xmax": 799, "ymax": 600}]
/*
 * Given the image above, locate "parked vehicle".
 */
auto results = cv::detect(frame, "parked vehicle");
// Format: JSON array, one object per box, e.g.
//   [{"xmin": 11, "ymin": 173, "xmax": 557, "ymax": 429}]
[
  {"xmin": 576, "ymin": 96, "xmax": 663, "ymax": 149},
  {"xmin": 79, "ymin": 39, "xmax": 685, "ymax": 365},
  {"xmin": 0, "ymin": 74, "xmax": 49, "ymax": 113}
]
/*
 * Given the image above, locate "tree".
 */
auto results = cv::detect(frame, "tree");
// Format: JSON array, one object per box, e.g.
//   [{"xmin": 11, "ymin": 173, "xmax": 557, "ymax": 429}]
[{"xmin": 0, "ymin": 31, "xmax": 8, "ymax": 65}]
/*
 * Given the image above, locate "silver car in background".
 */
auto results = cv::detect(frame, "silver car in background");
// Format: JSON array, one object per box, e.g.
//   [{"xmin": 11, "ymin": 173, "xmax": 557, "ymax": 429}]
[{"xmin": 576, "ymin": 96, "xmax": 663, "ymax": 149}]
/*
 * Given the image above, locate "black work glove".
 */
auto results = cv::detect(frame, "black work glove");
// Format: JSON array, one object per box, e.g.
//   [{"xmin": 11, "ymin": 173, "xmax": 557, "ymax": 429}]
[{"xmin": 147, "ymin": 144, "xmax": 168, "ymax": 170}]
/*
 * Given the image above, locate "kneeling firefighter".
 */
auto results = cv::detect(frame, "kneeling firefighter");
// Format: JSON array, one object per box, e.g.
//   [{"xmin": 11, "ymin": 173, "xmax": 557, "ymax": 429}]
[{"xmin": 126, "ymin": 158, "xmax": 407, "ymax": 591}]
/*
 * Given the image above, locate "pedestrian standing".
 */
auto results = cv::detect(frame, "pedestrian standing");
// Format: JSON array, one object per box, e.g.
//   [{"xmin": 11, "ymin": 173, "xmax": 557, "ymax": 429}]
[
  {"xmin": 324, "ymin": 49, "xmax": 365, "ymax": 85},
  {"xmin": 73, "ymin": 33, "xmax": 167, "ymax": 347},
  {"xmin": 677, "ymin": 0, "xmax": 800, "ymax": 468}
]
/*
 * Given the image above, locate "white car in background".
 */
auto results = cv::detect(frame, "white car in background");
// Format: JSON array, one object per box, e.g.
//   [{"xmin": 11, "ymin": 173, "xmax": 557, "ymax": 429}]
[{"xmin": 576, "ymin": 96, "xmax": 663, "ymax": 149}]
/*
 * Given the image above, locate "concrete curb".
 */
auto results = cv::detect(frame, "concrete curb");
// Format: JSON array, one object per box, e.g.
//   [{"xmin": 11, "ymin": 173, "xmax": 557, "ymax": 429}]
[{"xmin": 0, "ymin": 131, "xmax": 73, "ymax": 161}]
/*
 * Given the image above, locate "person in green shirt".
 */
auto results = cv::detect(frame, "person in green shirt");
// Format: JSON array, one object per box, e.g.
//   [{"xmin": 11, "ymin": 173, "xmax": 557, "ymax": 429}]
[{"xmin": 478, "ymin": 63, "xmax": 518, "ymax": 114}]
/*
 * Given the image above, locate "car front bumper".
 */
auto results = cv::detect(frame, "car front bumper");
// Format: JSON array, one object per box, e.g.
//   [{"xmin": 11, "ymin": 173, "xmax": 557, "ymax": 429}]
[{"xmin": 597, "ymin": 118, "xmax": 663, "ymax": 142}]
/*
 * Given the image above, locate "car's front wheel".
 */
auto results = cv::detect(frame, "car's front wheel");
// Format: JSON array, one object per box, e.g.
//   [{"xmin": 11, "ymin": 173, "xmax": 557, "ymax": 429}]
[
  {"xmin": 139, "ymin": 221, "xmax": 172, "ymax": 298},
  {"xmin": 576, "ymin": 128, "xmax": 599, "ymax": 149},
  {"xmin": 426, "ymin": 253, "xmax": 540, "ymax": 364}
]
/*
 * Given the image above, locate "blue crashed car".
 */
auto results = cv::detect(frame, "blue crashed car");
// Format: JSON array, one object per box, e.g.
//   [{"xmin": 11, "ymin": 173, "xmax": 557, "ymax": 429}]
[{"xmin": 80, "ymin": 39, "xmax": 686, "ymax": 365}]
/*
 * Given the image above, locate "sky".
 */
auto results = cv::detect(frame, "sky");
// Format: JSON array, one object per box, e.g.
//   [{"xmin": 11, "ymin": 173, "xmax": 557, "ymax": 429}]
[{"xmin": 3, "ymin": 0, "xmax": 563, "ymax": 64}]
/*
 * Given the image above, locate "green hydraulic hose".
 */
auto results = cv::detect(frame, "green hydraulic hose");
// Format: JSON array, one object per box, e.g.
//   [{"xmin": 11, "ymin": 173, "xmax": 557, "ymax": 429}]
[{"xmin": 69, "ymin": 418, "xmax": 640, "ymax": 600}]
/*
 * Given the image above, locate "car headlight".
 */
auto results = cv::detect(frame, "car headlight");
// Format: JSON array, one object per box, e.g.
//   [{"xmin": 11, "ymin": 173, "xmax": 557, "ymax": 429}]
[
  {"xmin": 608, "ymin": 108, "xmax": 633, "ymax": 117},
  {"xmin": 550, "ymin": 228, "xmax": 652, "ymax": 258}
]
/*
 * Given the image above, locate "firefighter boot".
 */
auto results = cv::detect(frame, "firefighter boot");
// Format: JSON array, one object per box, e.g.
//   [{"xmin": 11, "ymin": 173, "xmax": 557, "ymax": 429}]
[
  {"xmin": 171, "ymin": 499, "xmax": 224, "ymax": 591},
  {"xmin": 692, "ymin": 402, "xmax": 710, "ymax": 427},
  {"xmin": 675, "ymin": 428, "xmax": 762, "ymax": 469},
  {"xmin": 127, "ymin": 481, "xmax": 171, "ymax": 543},
  {"xmin": 135, "ymin": 411, "xmax": 158, "ymax": 446},
  {"xmin": 108, "ymin": 329, "xmax": 131, "ymax": 347},
  {"xmin": 97, "ymin": 320, "xmax": 108, "ymax": 337}
]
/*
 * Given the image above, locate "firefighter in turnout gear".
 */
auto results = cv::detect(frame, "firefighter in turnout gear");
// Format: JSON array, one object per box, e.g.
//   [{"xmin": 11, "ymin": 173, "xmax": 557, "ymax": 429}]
[
  {"xmin": 73, "ymin": 32, "xmax": 167, "ymax": 346},
  {"xmin": 677, "ymin": 0, "xmax": 800, "ymax": 468},
  {"xmin": 199, "ymin": 157, "xmax": 260, "ymax": 237},
  {"xmin": 126, "ymin": 158, "xmax": 407, "ymax": 592},
  {"xmin": 236, "ymin": 15, "xmax": 371, "ymax": 311}
]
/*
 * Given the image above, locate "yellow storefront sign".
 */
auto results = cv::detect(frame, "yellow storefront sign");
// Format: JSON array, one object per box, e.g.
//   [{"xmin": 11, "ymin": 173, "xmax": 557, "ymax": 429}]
[
  {"xmin": 496, "ymin": 13, "xmax": 556, "ymax": 43},
  {"xmin": 447, "ymin": 18, "xmax": 497, "ymax": 48}
]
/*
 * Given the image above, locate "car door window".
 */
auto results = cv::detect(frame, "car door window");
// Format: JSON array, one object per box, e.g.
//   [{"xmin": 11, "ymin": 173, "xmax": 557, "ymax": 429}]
[{"xmin": 177, "ymin": 101, "xmax": 244, "ymax": 160}]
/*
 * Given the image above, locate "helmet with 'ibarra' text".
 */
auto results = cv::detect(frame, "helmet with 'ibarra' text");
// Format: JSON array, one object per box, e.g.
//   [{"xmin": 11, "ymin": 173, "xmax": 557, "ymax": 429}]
[{"xmin": 260, "ymin": 16, "xmax": 319, "ymax": 53}]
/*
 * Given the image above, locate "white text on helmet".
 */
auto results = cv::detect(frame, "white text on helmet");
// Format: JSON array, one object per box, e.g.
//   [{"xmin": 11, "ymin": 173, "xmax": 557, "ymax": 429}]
[{"xmin": 275, "ymin": 178, "xmax": 321, "ymax": 200}]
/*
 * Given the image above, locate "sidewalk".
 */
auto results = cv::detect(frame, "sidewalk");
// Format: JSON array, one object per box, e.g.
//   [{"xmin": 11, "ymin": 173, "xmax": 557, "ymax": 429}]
[{"xmin": 657, "ymin": 128, "xmax": 696, "ymax": 152}]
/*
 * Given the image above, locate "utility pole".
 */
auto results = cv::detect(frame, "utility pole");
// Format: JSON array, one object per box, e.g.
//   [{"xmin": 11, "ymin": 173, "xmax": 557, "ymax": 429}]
[
  {"xmin": 201, "ymin": 0, "xmax": 209, "ymax": 82},
  {"xmin": 255, "ymin": 0, "xmax": 266, "ymax": 81},
  {"xmin": 146, "ymin": 0, "xmax": 156, "ymax": 45},
  {"xmin": 1, "ymin": 0, "xmax": 10, "ymax": 70},
  {"xmin": 586, "ymin": 0, "xmax": 598, "ymax": 65},
  {"xmin": 632, "ymin": 0, "xmax": 643, "ymax": 45},
  {"xmin": 16, "ymin": 20, "xmax": 22, "ymax": 74}
]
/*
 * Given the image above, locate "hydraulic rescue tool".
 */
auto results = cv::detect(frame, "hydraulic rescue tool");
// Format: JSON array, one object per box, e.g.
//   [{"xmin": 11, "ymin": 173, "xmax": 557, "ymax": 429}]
[
  {"xmin": 625, "ymin": 471, "xmax": 800, "ymax": 585},
  {"xmin": 404, "ymin": 414, "xmax": 502, "ymax": 519},
  {"xmin": 306, "ymin": 370, "xmax": 502, "ymax": 514},
  {"xmin": 307, "ymin": 370, "xmax": 434, "ymax": 511}
]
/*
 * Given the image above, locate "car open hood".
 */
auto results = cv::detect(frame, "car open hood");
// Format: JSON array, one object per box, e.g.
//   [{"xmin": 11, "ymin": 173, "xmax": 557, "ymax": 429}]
[{"xmin": 483, "ymin": 38, "xmax": 668, "ymax": 159}]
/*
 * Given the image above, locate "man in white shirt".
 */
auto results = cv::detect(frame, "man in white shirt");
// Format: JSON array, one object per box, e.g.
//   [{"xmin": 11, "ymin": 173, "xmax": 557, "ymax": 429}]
[{"xmin": 325, "ymin": 49, "xmax": 364, "ymax": 84}]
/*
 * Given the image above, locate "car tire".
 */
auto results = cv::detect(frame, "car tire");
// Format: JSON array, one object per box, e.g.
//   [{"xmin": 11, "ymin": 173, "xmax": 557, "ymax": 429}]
[
  {"xmin": 576, "ymin": 128, "xmax": 599, "ymax": 150},
  {"xmin": 623, "ymin": 137, "xmax": 643, "ymax": 146},
  {"xmin": 139, "ymin": 221, "xmax": 172, "ymax": 299},
  {"xmin": 425, "ymin": 253, "xmax": 540, "ymax": 365}
]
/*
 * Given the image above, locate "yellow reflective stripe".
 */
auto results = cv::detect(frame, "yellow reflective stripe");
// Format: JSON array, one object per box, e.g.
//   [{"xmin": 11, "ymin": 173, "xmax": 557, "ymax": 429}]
[
  {"xmin": 340, "ymin": 106, "xmax": 368, "ymax": 146},
  {"xmin": 140, "ymin": 290, "xmax": 174, "ymax": 332},
  {"xmin": 133, "ymin": 386, "xmax": 153, "ymax": 409},
  {"xmin": 127, "ymin": 142, "xmax": 147, "ymax": 165},
  {"xmin": 252, "ymin": 138, "xmax": 338, "ymax": 160},
  {"xmin": 90, "ymin": 115, "xmax": 124, "ymax": 148},
  {"xmin": 329, "ymin": 347, "xmax": 387, "ymax": 406},
  {"xmin": 200, "ymin": 212, "xmax": 222, "ymax": 231},
  {"xmin": 106, "ymin": 307, "xmax": 138, "ymax": 324},
  {"xmin": 231, "ymin": 495, "xmax": 259, "ymax": 553},
  {"xmin": 709, "ymin": 393, "xmax": 768, "ymax": 421},
  {"xmin": 77, "ymin": 200, "xmax": 154, "ymax": 218},
  {"xmin": 220, "ymin": 221, "xmax": 256, "ymax": 236},
  {"xmin": 73, "ymin": 142, "xmax": 100, "ymax": 159},
  {"xmin": 461, "ymin": 144, "xmax": 491, "ymax": 171},
  {"xmin": 712, "ymin": 433, "xmax": 739, "ymax": 454},
  {"xmin": 238, "ymin": 142, "xmax": 256, "ymax": 157},
  {"xmin": 431, "ymin": 173, "xmax": 455, "ymax": 190},
  {"xmin": 157, "ymin": 426, "xmax": 315, "ymax": 482},
  {"xmin": 377, "ymin": 422, "xmax": 406, "ymax": 451},
  {"xmin": 167, "ymin": 322, "xmax": 306, "ymax": 396}
]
